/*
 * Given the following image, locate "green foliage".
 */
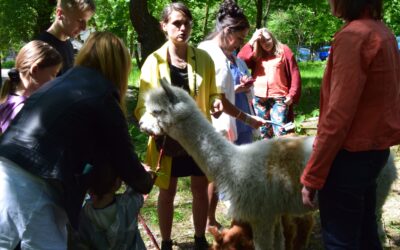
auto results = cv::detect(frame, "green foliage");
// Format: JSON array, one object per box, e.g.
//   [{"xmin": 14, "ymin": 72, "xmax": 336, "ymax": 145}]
[
  {"xmin": 93, "ymin": 0, "xmax": 134, "ymax": 48},
  {"xmin": 384, "ymin": 0, "xmax": 400, "ymax": 35},
  {"xmin": 0, "ymin": 0, "xmax": 54, "ymax": 52},
  {"xmin": 129, "ymin": 124, "xmax": 148, "ymax": 161},
  {"xmin": 2, "ymin": 60, "xmax": 15, "ymax": 68},
  {"xmin": 293, "ymin": 61, "xmax": 325, "ymax": 133},
  {"xmin": 267, "ymin": 3, "xmax": 340, "ymax": 52}
]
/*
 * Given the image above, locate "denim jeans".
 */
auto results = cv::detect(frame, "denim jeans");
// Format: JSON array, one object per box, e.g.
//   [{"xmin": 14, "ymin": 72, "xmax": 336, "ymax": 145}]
[
  {"xmin": 0, "ymin": 157, "xmax": 68, "ymax": 250},
  {"xmin": 318, "ymin": 149, "xmax": 390, "ymax": 250}
]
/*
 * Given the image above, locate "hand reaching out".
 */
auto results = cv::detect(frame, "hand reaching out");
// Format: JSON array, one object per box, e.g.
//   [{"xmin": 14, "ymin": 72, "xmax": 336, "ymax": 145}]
[{"xmin": 211, "ymin": 98, "xmax": 223, "ymax": 118}]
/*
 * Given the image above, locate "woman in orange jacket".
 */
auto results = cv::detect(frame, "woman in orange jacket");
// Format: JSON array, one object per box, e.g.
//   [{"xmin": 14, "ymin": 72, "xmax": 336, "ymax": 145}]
[{"xmin": 301, "ymin": 0, "xmax": 400, "ymax": 249}]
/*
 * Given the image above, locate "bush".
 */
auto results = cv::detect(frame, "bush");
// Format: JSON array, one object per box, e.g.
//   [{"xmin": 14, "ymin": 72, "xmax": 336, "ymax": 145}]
[{"xmin": 2, "ymin": 60, "xmax": 15, "ymax": 68}]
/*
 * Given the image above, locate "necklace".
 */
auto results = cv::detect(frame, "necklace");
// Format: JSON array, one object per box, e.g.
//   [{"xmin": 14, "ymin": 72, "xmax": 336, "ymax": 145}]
[{"xmin": 172, "ymin": 58, "xmax": 187, "ymax": 69}]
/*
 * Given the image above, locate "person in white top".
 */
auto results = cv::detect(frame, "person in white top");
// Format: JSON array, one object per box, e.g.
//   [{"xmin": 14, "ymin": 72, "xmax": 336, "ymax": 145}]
[{"xmin": 198, "ymin": 0, "xmax": 265, "ymax": 229}]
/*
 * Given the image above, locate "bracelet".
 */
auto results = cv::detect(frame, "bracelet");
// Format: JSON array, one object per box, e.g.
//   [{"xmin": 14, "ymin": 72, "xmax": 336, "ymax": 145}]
[
  {"xmin": 244, "ymin": 114, "xmax": 252, "ymax": 125},
  {"xmin": 235, "ymin": 111, "xmax": 242, "ymax": 119}
]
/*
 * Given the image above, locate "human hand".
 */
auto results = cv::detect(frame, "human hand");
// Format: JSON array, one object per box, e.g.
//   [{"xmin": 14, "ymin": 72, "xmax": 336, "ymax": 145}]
[
  {"xmin": 142, "ymin": 163, "xmax": 157, "ymax": 182},
  {"xmin": 211, "ymin": 98, "xmax": 223, "ymax": 118},
  {"xmin": 249, "ymin": 29, "xmax": 262, "ymax": 46},
  {"xmin": 301, "ymin": 185, "xmax": 317, "ymax": 209},
  {"xmin": 284, "ymin": 96, "xmax": 293, "ymax": 106},
  {"xmin": 235, "ymin": 75, "xmax": 254, "ymax": 93},
  {"xmin": 246, "ymin": 114, "xmax": 265, "ymax": 129}
]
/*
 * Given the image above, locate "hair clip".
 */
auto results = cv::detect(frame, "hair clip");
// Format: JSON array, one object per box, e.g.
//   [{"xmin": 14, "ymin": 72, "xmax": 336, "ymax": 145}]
[{"xmin": 8, "ymin": 68, "xmax": 20, "ymax": 82}]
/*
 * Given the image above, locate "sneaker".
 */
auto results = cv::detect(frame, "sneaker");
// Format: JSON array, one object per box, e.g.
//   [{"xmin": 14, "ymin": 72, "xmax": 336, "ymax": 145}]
[
  {"xmin": 194, "ymin": 235, "xmax": 209, "ymax": 250},
  {"xmin": 161, "ymin": 240, "xmax": 173, "ymax": 250}
]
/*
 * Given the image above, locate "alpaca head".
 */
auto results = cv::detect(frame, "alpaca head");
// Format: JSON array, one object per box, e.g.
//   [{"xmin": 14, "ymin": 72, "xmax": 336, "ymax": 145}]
[{"xmin": 139, "ymin": 78, "xmax": 199, "ymax": 137}]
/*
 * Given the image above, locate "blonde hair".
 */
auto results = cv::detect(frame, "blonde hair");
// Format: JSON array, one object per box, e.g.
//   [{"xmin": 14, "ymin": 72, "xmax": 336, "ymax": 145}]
[
  {"xmin": 57, "ymin": 0, "xmax": 96, "ymax": 12},
  {"xmin": 254, "ymin": 28, "xmax": 283, "ymax": 59},
  {"xmin": 74, "ymin": 32, "xmax": 131, "ymax": 113},
  {"xmin": 0, "ymin": 41, "xmax": 62, "ymax": 103}
]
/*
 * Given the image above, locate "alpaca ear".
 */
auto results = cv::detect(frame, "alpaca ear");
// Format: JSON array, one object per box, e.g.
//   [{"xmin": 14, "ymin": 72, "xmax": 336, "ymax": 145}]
[{"xmin": 160, "ymin": 77, "xmax": 179, "ymax": 105}]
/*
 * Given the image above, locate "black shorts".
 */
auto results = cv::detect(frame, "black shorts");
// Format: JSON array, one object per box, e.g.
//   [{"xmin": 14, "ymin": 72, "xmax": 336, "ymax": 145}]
[{"xmin": 171, "ymin": 155, "xmax": 205, "ymax": 177}]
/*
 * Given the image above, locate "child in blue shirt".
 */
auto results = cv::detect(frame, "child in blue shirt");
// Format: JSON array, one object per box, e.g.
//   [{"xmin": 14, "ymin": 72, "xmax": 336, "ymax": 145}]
[{"xmin": 78, "ymin": 165, "xmax": 146, "ymax": 250}]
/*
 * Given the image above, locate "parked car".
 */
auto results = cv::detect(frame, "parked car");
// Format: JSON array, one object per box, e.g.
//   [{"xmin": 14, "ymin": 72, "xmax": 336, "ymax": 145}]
[
  {"xmin": 297, "ymin": 47, "xmax": 311, "ymax": 62},
  {"xmin": 317, "ymin": 45, "xmax": 331, "ymax": 61}
]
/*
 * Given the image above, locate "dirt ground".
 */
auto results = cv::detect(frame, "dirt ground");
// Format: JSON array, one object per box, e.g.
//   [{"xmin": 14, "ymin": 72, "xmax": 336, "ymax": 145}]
[{"xmin": 139, "ymin": 147, "xmax": 400, "ymax": 250}]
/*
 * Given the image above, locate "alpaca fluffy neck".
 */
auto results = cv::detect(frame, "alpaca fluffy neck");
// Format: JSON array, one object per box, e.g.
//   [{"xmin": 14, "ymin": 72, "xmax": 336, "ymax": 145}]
[{"xmin": 169, "ymin": 111, "xmax": 237, "ymax": 179}]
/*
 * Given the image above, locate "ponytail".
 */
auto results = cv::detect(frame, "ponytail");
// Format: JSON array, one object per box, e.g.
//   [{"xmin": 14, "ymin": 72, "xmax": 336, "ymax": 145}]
[{"xmin": 0, "ymin": 69, "xmax": 21, "ymax": 103}]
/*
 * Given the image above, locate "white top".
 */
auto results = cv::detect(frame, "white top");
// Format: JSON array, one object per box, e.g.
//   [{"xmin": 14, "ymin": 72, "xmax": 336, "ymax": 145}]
[{"xmin": 198, "ymin": 40, "xmax": 237, "ymax": 141}]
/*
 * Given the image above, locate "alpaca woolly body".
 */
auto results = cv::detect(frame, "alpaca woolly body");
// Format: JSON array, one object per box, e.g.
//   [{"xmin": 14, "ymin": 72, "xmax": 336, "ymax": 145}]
[{"xmin": 139, "ymin": 84, "xmax": 397, "ymax": 250}]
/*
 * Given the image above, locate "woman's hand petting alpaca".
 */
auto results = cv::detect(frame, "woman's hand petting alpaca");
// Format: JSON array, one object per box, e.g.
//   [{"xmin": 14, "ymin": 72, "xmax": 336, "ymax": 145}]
[
  {"xmin": 211, "ymin": 98, "xmax": 224, "ymax": 118},
  {"xmin": 302, "ymin": 185, "xmax": 317, "ymax": 209}
]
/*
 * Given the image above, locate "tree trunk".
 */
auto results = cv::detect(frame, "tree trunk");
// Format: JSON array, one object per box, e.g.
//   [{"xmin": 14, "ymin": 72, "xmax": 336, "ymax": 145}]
[
  {"xmin": 129, "ymin": 0, "xmax": 166, "ymax": 68},
  {"xmin": 255, "ymin": 0, "xmax": 263, "ymax": 29},
  {"xmin": 202, "ymin": 1, "xmax": 210, "ymax": 37},
  {"xmin": 263, "ymin": 0, "xmax": 271, "ymax": 27}
]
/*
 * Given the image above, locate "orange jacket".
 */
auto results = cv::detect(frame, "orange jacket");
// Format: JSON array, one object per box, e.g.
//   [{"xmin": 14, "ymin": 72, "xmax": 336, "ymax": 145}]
[{"xmin": 301, "ymin": 19, "xmax": 400, "ymax": 189}]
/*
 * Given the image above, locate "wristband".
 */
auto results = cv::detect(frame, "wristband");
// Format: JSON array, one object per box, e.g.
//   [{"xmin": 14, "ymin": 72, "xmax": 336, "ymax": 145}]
[
  {"xmin": 235, "ymin": 111, "xmax": 242, "ymax": 119},
  {"xmin": 244, "ymin": 114, "xmax": 252, "ymax": 125}
]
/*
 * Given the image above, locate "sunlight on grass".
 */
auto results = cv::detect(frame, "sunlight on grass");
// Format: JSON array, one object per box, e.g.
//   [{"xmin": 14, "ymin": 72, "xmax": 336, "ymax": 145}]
[{"xmin": 294, "ymin": 61, "xmax": 326, "ymax": 133}]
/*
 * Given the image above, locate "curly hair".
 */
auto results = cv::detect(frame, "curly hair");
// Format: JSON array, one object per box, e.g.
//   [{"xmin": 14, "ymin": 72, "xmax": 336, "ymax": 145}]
[{"xmin": 206, "ymin": 0, "xmax": 249, "ymax": 40}]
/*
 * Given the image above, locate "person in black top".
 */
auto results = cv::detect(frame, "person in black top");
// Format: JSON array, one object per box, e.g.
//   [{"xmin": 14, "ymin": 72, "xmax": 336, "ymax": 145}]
[
  {"xmin": 37, "ymin": 0, "xmax": 95, "ymax": 75},
  {"xmin": 0, "ymin": 31, "xmax": 154, "ymax": 250}
]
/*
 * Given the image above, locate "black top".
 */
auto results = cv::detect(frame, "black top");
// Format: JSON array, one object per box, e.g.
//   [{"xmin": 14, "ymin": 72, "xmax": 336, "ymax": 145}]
[
  {"xmin": 0, "ymin": 66, "xmax": 153, "ymax": 228},
  {"xmin": 37, "ymin": 31, "xmax": 74, "ymax": 76},
  {"xmin": 170, "ymin": 64, "xmax": 190, "ymax": 93}
]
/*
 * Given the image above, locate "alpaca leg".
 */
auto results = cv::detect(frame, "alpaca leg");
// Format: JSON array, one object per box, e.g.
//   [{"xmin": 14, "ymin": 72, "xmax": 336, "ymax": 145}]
[
  {"xmin": 292, "ymin": 213, "xmax": 315, "ymax": 250},
  {"xmin": 272, "ymin": 216, "xmax": 285, "ymax": 250},
  {"xmin": 251, "ymin": 222, "xmax": 274, "ymax": 250},
  {"xmin": 282, "ymin": 215, "xmax": 295, "ymax": 250}
]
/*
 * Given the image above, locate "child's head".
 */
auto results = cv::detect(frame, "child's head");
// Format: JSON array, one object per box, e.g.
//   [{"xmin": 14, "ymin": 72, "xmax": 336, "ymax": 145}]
[
  {"xmin": 55, "ymin": 0, "xmax": 96, "ymax": 39},
  {"xmin": 88, "ymin": 165, "xmax": 122, "ymax": 200},
  {"xmin": 0, "ymin": 40, "xmax": 62, "ymax": 103}
]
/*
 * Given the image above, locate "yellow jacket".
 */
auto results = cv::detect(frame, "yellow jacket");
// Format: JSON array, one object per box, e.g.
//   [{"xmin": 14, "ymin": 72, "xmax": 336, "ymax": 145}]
[{"xmin": 134, "ymin": 42, "xmax": 220, "ymax": 189}]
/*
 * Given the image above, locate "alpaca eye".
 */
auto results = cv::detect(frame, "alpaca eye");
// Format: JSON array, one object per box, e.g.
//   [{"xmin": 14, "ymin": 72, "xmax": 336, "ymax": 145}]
[{"xmin": 151, "ymin": 110, "xmax": 164, "ymax": 116}]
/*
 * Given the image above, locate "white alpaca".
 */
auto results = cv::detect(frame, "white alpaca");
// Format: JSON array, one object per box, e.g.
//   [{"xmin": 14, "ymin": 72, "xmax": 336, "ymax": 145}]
[{"xmin": 139, "ymin": 81, "xmax": 397, "ymax": 250}]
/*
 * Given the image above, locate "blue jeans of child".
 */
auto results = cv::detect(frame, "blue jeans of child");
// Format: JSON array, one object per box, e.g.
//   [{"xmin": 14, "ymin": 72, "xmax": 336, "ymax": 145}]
[{"xmin": 318, "ymin": 149, "xmax": 389, "ymax": 250}]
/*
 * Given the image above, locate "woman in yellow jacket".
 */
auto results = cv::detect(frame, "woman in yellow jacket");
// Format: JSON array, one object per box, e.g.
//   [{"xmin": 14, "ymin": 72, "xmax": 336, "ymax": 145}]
[{"xmin": 134, "ymin": 3, "xmax": 221, "ymax": 249}]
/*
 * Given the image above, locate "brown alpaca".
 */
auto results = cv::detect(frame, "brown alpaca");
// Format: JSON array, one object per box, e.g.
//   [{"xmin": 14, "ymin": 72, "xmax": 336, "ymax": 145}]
[
  {"xmin": 209, "ymin": 220, "xmax": 254, "ymax": 250},
  {"xmin": 209, "ymin": 215, "xmax": 315, "ymax": 250},
  {"xmin": 281, "ymin": 214, "xmax": 315, "ymax": 250}
]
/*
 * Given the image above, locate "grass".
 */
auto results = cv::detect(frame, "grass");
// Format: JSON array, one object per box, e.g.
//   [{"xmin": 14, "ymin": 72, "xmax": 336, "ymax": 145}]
[{"xmin": 293, "ymin": 61, "xmax": 326, "ymax": 133}]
